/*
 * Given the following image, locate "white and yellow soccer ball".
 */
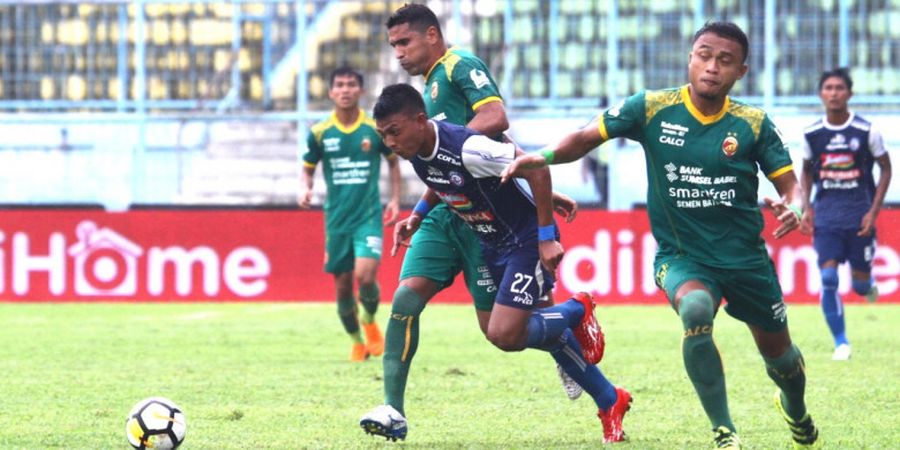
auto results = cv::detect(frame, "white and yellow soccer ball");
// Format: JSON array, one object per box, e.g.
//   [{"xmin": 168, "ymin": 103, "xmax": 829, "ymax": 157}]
[{"xmin": 125, "ymin": 397, "xmax": 186, "ymax": 449}]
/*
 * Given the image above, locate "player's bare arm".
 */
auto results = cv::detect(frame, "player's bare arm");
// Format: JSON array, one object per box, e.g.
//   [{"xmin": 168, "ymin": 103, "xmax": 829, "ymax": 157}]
[
  {"xmin": 551, "ymin": 191, "xmax": 578, "ymax": 223},
  {"xmin": 500, "ymin": 119, "xmax": 604, "ymax": 183},
  {"xmin": 764, "ymin": 171, "xmax": 804, "ymax": 239},
  {"xmin": 466, "ymin": 100, "xmax": 508, "ymax": 137},
  {"xmin": 384, "ymin": 155, "xmax": 402, "ymax": 227},
  {"xmin": 860, "ymin": 152, "xmax": 892, "ymax": 236},
  {"xmin": 391, "ymin": 189, "xmax": 440, "ymax": 256},
  {"xmin": 297, "ymin": 163, "xmax": 316, "ymax": 209},
  {"xmin": 798, "ymin": 158, "xmax": 816, "ymax": 235},
  {"xmin": 515, "ymin": 148, "xmax": 564, "ymax": 271}
]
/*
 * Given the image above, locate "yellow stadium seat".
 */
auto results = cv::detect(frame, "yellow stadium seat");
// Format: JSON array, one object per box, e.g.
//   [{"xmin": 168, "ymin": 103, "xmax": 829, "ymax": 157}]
[{"xmin": 41, "ymin": 76, "xmax": 56, "ymax": 100}]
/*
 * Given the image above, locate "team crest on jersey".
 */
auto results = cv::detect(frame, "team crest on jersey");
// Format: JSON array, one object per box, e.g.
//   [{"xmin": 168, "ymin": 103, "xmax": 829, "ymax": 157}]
[
  {"xmin": 722, "ymin": 132, "xmax": 739, "ymax": 157},
  {"xmin": 849, "ymin": 137, "xmax": 860, "ymax": 151},
  {"xmin": 361, "ymin": 136, "xmax": 371, "ymax": 152},
  {"xmin": 430, "ymin": 81, "xmax": 439, "ymax": 100},
  {"xmin": 449, "ymin": 171, "xmax": 465, "ymax": 186}
]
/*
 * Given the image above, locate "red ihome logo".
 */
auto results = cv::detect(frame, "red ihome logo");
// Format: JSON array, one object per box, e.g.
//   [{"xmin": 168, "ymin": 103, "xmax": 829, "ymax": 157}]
[{"xmin": 3, "ymin": 217, "xmax": 272, "ymax": 300}]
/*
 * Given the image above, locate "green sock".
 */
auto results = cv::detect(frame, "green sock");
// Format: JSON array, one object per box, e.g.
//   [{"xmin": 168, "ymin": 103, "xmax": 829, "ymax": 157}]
[
  {"xmin": 337, "ymin": 295, "xmax": 362, "ymax": 343},
  {"xmin": 764, "ymin": 343, "xmax": 808, "ymax": 421},
  {"xmin": 359, "ymin": 283, "xmax": 381, "ymax": 325},
  {"xmin": 679, "ymin": 290, "xmax": 735, "ymax": 432},
  {"xmin": 383, "ymin": 285, "xmax": 427, "ymax": 416}
]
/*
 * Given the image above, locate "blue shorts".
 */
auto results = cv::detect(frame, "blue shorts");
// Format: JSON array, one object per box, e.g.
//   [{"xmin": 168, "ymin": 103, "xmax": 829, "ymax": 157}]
[
  {"xmin": 484, "ymin": 242, "xmax": 556, "ymax": 310},
  {"xmin": 813, "ymin": 227, "xmax": 877, "ymax": 272}
]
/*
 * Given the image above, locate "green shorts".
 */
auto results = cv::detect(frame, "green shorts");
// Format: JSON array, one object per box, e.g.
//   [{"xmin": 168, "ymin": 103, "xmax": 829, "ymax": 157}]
[
  {"xmin": 324, "ymin": 215, "xmax": 383, "ymax": 274},
  {"xmin": 654, "ymin": 254, "xmax": 788, "ymax": 332},
  {"xmin": 399, "ymin": 205, "xmax": 496, "ymax": 311}
]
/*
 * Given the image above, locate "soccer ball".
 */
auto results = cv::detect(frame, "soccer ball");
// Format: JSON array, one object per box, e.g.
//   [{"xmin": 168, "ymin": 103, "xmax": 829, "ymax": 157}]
[{"xmin": 125, "ymin": 397, "xmax": 186, "ymax": 449}]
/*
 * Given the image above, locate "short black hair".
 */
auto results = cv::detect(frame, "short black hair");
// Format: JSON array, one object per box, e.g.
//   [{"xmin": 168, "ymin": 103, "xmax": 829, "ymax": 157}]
[
  {"xmin": 819, "ymin": 67, "xmax": 853, "ymax": 92},
  {"xmin": 329, "ymin": 66, "xmax": 363, "ymax": 88},
  {"xmin": 373, "ymin": 84, "xmax": 425, "ymax": 121},
  {"xmin": 385, "ymin": 3, "xmax": 443, "ymax": 38},
  {"xmin": 693, "ymin": 21, "xmax": 749, "ymax": 63}
]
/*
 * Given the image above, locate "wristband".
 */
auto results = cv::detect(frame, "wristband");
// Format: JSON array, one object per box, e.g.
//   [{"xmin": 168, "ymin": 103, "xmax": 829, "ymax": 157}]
[
  {"xmin": 538, "ymin": 224, "xmax": 557, "ymax": 241},
  {"xmin": 540, "ymin": 149, "xmax": 556, "ymax": 165},
  {"xmin": 787, "ymin": 204, "xmax": 802, "ymax": 220},
  {"xmin": 413, "ymin": 199, "xmax": 432, "ymax": 217}
]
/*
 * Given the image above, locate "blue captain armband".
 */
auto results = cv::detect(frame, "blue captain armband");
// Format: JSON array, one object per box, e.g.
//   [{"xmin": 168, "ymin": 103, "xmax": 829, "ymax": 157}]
[
  {"xmin": 538, "ymin": 224, "xmax": 557, "ymax": 241},
  {"xmin": 413, "ymin": 199, "xmax": 432, "ymax": 217}
]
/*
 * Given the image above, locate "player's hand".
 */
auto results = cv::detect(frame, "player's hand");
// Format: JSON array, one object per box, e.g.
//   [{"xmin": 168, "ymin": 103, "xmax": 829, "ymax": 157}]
[
  {"xmin": 799, "ymin": 210, "xmax": 814, "ymax": 236},
  {"xmin": 858, "ymin": 210, "xmax": 877, "ymax": 237},
  {"xmin": 764, "ymin": 196, "xmax": 799, "ymax": 239},
  {"xmin": 500, "ymin": 153, "xmax": 547, "ymax": 184},
  {"xmin": 297, "ymin": 189, "xmax": 313, "ymax": 209},
  {"xmin": 392, "ymin": 214, "xmax": 423, "ymax": 257},
  {"xmin": 551, "ymin": 192, "xmax": 578, "ymax": 223},
  {"xmin": 538, "ymin": 240, "xmax": 565, "ymax": 272},
  {"xmin": 383, "ymin": 199, "xmax": 401, "ymax": 228}
]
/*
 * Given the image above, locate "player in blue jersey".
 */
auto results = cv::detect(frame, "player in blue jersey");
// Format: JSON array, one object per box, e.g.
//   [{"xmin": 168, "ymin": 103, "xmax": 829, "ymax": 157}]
[
  {"xmin": 369, "ymin": 83, "xmax": 632, "ymax": 444},
  {"xmin": 799, "ymin": 68, "xmax": 892, "ymax": 361}
]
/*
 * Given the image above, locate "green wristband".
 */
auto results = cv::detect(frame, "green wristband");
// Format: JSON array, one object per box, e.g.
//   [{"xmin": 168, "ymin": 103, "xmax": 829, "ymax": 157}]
[
  {"xmin": 540, "ymin": 149, "xmax": 556, "ymax": 165},
  {"xmin": 788, "ymin": 204, "xmax": 802, "ymax": 220}
]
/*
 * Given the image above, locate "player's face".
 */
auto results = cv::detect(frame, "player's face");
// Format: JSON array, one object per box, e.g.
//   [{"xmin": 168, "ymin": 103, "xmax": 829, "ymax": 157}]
[
  {"xmin": 819, "ymin": 76, "xmax": 851, "ymax": 112},
  {"xmin": 387, "ymin": 23, "xmax": 437, "ymax": 76},
  {"xmin": 688, "ymin": 33, "xmax": 748, "ymax": 101},
  {"xmin": 328, "ymin": 75, "xmax": 363, "ymax": 110},
  {"xmin": 376, "ymin": 112, "xmax": 428, "ymax": 159}
]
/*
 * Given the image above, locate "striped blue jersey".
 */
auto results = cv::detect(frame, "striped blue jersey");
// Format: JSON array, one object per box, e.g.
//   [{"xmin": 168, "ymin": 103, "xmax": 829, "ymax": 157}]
[
  {"xmin": 802, "ymin": 112, "xmax": 887, "ymax": 229},
  {"xmin": 410, "ymin": 120, "xmax": 542, "ymax": 252}
]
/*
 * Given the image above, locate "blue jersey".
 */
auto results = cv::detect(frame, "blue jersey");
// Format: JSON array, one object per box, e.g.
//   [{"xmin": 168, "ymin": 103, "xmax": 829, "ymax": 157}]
[
  {"xmin": 410, "ymin": 121, "xmax": 542, "ymax": 254},
  {"xmin": 802, "ymin": 113, "xmax": 887, "ymax": 229}
]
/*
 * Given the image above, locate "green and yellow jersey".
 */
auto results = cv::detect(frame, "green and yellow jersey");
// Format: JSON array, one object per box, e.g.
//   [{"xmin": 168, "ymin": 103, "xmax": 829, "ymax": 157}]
[
  {"xmin": 304, "ymin": 109, "xmax": 394, "ymax": 234},
  {"xmin": 423, "ymin": 47, "xmax": 502, "ymax": 126},
  {"xmin": 599, "ymin": 85, "xmax": 793, "ymax": 269}
]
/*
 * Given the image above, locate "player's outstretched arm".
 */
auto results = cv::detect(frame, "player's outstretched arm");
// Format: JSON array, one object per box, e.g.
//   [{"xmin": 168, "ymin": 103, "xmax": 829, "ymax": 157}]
[
  {"xmin": 297, "ymin": 163, "xmax": 316, "ymax": 209},
  {"xmin": 391, "ymin": 189, "xmax": 439, "ymax": 257},
  {"xmin": 860, "ymin": 153, "xmax": 892, "ymax": 237},
  {"xmin": 500, "ymin": 120, "xmax": 604, "ymax": 183},
  {"xmin": 764, "ymin": 171, "xmax": 804, "ymax": 239},
  {"xmin": 384, "ymin": 156, "xmax": 402, "ymax": 227},
  {"xmin": 551, "ymin": 191, "xmax": 578, "ymax": 223},
  {"xmin": 517, "ymin": 150, "xmax": 564, "ymax": 271}
]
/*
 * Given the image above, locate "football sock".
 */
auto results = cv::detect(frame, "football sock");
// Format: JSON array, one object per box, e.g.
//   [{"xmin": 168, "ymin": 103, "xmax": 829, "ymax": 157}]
[
  {"xmin": 359, "ymin": 283, "xmax": 381, "ymax": 324},
  {"xmin": 851, "ymin": 277, "xmax": 872, "ymax": 296},
  {"xmin": 764, "ymin": 343, "xmax": 808, "ymax": 421},
  {"xmin": 382, "ymin": 285, "xmax": 427, "ymax": 416},
  {"xmin": 524, "ymin": 299, "xmax": 585, "ymax": 348},
  {"xmin": 819, "ymin": 267, "xmax": 848, "ymax": 346},
  {"xmin": 337, "ymin": 294, "xmax": 362, "ymax": 343},
  {"xmin": 679, "ymin": 290, "xmax": 735, "ymax": 432},
  {"xmin": 550, "ymin": 329, "xmax": 618, "ymax": 410}
]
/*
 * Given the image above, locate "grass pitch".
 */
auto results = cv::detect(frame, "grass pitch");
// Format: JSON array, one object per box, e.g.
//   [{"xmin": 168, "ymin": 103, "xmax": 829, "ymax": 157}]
[{"xmin": 0, "ymin": 302, "xmax": 897, "ymax": 449}]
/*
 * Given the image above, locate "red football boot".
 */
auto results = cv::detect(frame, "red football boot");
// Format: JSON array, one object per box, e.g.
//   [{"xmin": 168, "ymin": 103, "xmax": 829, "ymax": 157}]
[
  {"xmin": 598, "ymin": 386, "xmax": 632, "ymax": 443},
  {"xmin": 571, "ymin": 292, "xmax": 605, "ymax": 364}
]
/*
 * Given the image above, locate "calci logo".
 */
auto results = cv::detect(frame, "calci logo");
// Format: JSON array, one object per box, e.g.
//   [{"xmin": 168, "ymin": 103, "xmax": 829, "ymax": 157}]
[{"xmin": 1, "ymin": 220, "xmax": 271, "ymax": 299}]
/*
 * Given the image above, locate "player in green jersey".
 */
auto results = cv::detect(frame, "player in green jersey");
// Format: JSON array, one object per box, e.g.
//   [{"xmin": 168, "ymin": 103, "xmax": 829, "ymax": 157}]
[
  {"xmin": 360, "ymin": 4, "xmax": 602, "ymax": 443},
  {"xmin": 299, "ymin": 67, "xmax": 401, "ymax": 362},
  {"xmin": 503, "ymin": 22, "xmax": 820, "ymax": 450}
]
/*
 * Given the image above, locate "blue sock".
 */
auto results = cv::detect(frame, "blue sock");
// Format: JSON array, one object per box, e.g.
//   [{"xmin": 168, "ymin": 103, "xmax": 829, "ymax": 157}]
[
  {"xmin": 524, "ymin": 299, "xmax": 585, "ymax": 348},
  {"xmin": 550, "ymin": 329, "xmax": 617, "ymax": 410},
  {"xmin": 820, "ymin": 267, "xmax": 848, "ymax": 346},
  {"xmin": 851, "ymin": 278, "xmax": 872, "ymax": 296}
]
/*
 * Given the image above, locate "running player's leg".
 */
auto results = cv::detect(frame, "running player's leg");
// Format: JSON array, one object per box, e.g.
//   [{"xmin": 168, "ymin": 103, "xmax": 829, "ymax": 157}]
[
  {"xmin": 656, "ymin": 258, "xmax": 735, "ymax": 436},
  {"xmin": 325, "ymin": 233, "xmax": 366, "ymax": 360},
  {"xmin": 723, "ymin": 262, "xmax": 819, "ymax": 448},
  {"xmin": 355, "ymin": 257, "xmax": 384, "ymax": 355},
  {"xmin": 813, "ymin": 227, "xmax": 849, "ymax": 350},
  {"xmin": 849, "ymin": 229, "xmax": 878, "ymax": 303},
  {"xmin": 353, "ymin": 218, "xmax": 385, "ymax": 325}
]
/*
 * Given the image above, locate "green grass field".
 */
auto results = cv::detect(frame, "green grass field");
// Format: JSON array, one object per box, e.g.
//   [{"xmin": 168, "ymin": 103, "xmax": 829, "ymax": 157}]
[{"xmin": 0, "ymin": 302, "xmax": 897, "ymax": 449}]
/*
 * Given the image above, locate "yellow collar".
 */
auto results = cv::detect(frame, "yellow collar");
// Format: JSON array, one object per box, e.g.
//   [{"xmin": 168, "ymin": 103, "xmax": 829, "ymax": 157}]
[
  {"xmin": 424, "ymin": 48, "xmax": 453, "ymax": 81},
  {"xmin": 331, "ymin": 108, "xmax": 366, "ymax": 134},
  {"xmin": 680, "ymin": 85, "xmax": 730, "ymax": 125}
]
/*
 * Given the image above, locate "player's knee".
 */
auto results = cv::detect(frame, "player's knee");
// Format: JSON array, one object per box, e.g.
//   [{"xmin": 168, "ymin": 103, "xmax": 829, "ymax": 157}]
[
  {"xmin": 391, "ymin": 285, "xmax": 426, "ymax": 317},
  {"xmin": 677, "ymin": 290, "xmax": 715, "ymax": 329},
  {"xmin": 851, "ymin": 278, "xmax": 872, "ymax": 296},
  {"xmin": 820, "ymin": 267, "xmax": 839, "ymax": 291},
  {"xmin": 486, "ymin": 328, "xmax": 526, "ymax": 352}
]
